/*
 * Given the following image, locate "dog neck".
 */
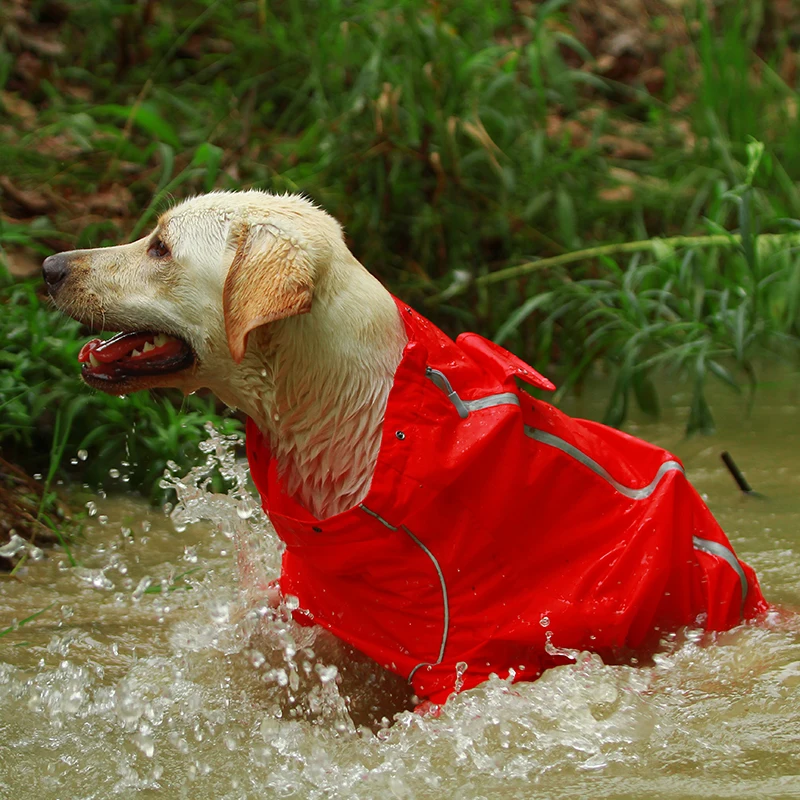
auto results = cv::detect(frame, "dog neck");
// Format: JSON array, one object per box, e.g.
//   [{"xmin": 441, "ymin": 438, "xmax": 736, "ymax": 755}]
[{"xmin": 224, "ymin": 256, "xmax": 407, "ymax": 520}]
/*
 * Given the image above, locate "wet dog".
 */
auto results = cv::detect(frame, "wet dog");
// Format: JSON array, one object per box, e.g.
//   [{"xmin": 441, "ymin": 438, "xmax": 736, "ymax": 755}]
[{"xmin": 45, "ymin": 190, "xmax": 768, "ymax": 708}]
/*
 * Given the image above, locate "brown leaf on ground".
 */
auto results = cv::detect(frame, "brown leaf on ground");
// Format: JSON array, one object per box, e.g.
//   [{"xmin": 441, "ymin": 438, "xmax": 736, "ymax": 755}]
[
  {"xmin": 3, "ymin": 0, "xmax": 33, "ymax": 25},
  {"xmin": 608, "ymin": 166, "xmax": 690, "ymax": 198},
  {"xmin": 0, "ymin": 177, "xmax": 54, "ymax": 215},
  {"xmin": 598, "ymin": 135, "xmax": 654, "ymax": 160},
  {"xmin": 63, "ymin": 84, "xmax": 93, "ymax": 102},
  {"xmin": 570, "ymin": 0, "xmax": 700, "ymax": 92},
  {"xmin": 576, "ymin": 106, "xmax": 608, "ymax": 124},
  {"xmin": 594, "ymin": 53, "xmax": 617, "ymax": 75},
  {"xmin": 2, "ymin": 249, "xmax": 42, "ymax": 278},
  {"xmin": 0, "ymin": 91, "xmax": 37, "ymax": 128},
  {"xmin": 669, "ymin": 94, "xmax": 695, "ymax": 114},
  {"xmin": 669, "ymin": 119, "xmax": 697, "ymax": 150},
  {"xmin": 779, "ymin": 48, "xmax": 797, "ymax": 86},
  {"xmin": 546, "ymin": 115, "xmax": 589, "ymax": 147},
  {"xmin": 34, "ymin": 135, "xmax": 83, "ymax": 161},
  {"xmin": 12, "ymin": 51, "xmax": 44, "ymax": 87},
  {"xmin": 179, "ymin": 35, "xmax": 234, "ymax": 60},
  {"xmin": 640, "ymin": 67, "xmax": 666, "ymax": 94},
  {"xmin": 612, "ymin": 119, "xmax": 647, "ymax": 137},
  {"xmin": 84, "ymin": 185, "xmax": 134, "ymax": 216},
  {"xmin": 18, "ymin": 30, "xmax": 65, "ymax": 57},
  {"xmin": 608, "ymin": 167, "xmax": 641, "ymax": 183},
  {"xmin": 598, "ymin": 185, "xmax": 635, "ymax": 203}
]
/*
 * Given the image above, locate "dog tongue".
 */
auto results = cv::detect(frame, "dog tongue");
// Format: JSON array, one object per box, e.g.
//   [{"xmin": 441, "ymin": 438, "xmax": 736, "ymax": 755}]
[
  {"xmin": 78, "ymin": 332, "xmax": 185, "ymax": 366},
  {"xmin": 79, "ymin": 332, "xmax": 154, "ymax": 364}
]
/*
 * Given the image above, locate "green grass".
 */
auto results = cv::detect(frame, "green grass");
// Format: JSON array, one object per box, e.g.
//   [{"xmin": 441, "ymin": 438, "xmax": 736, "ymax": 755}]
[
  {"xmin": 479, "ymin": 149, "xmax": 800, "ymax": 434},
  {"xmin": 1, "ymin": 0, "xmax": 799, "ymax": 496},
  {"xmin": 0, "ymin": 270, "xmax": 241, "ymax": 500},
  {"xmin": 0, "ymin": 602, "xmax": 56, "ymax": 640}
]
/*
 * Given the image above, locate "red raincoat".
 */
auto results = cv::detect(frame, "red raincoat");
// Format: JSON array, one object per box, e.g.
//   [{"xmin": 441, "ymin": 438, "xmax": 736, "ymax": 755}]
[{"xmin": 246, "ymin": 299, "xmax": 768, "ymax": 704}]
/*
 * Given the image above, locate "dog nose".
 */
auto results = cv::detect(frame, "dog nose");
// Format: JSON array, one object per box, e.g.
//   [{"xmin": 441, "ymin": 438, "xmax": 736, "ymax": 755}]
[{"xmin": 42, "ymin": 253, "xmax": 70, "ymax": 291}]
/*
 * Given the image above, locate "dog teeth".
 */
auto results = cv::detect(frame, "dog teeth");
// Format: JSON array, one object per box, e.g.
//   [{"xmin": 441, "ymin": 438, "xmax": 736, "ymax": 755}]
[
  {"xmin": 143, "ymin": 341, "xmax": 155, "ymax": 352},
  {"xmin": 154, "ymin": 333, "xmax": 168, "ymax": 347},
  {"xmin": 131, "ymin": 349, "xmax": 142, "ymax": 358},
  {"xmin": 89, "ymin": 354, "xmax": 100, "ymax": 367}
]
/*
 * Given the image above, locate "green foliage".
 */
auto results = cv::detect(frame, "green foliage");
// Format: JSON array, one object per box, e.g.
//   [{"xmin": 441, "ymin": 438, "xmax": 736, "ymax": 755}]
[
  {"xmin": 1, "ymin": 0, "xmax": 799, "ymax": 500},
  {"xmin": 0, "ymin": 271, "xmax": 241, "ymax": 498},
  {"xmin": 0, "ymin": 602, "xmax": 56, "ymax": 639},
  {"xmin": 489, "ymin": 146, "xmax": 800, "ymax": 435}
]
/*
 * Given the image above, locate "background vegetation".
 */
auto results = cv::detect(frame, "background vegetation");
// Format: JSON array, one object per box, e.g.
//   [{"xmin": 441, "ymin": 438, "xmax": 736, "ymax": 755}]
[{"xmin": 1, "ymin": 0, "xmax": 799, "ymax": 518}]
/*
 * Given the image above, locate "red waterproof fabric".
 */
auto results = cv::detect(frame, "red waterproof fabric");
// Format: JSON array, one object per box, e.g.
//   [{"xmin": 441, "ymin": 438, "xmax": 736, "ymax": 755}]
[{"xmin": 246, "ymin": 298, "xmax": 768, "ymax": 704}]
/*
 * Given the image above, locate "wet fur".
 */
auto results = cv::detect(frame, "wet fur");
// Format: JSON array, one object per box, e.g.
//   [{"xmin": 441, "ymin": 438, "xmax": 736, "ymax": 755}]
[{"xmin": 48, "ymin": 191, "xmax": 408, "ymax": 519}]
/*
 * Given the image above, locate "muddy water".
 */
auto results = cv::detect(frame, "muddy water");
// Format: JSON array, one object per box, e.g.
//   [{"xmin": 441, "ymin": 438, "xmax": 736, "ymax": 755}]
[{"xmin": 1, "ymin": 375, "xmax": 799, "ymax": 799}]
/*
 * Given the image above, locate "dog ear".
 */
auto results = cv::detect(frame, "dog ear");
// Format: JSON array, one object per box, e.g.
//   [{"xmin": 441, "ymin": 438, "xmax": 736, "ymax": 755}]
[{"xmin": 223, "ymin": 221, "xmax": 314, "ymax": 363}]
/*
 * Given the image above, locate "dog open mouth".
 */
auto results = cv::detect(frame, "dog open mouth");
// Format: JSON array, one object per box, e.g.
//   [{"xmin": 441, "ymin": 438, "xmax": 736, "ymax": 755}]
[{"xmin": 78, "ymin": 331, "xmax": 195, "ymax": 390}]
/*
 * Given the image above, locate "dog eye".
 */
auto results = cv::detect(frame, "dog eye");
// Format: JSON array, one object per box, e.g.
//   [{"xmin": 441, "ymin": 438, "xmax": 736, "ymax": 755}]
[{"xmin": 148, "ymin": 238, "xmax": 170, "ymax": 259}]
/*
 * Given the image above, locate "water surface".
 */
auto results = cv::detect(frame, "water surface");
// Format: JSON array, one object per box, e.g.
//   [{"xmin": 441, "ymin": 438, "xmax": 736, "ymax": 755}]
[{"xmin": 1, "ymin": 375, "xmax": 799, "ymax": 799}]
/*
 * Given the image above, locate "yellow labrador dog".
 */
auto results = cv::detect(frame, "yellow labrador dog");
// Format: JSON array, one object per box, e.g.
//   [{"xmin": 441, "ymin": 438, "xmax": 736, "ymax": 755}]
[
  {"xmin": 44, "ymin": 191, "xmax": 407, "ymax": 520},
  {"xmin": 44, "ymin": 190, "xmax": 419, "ymax": 717},
  {"xmin": 44, "ymin": 190, "xmax": 768, "ymax": 712}
]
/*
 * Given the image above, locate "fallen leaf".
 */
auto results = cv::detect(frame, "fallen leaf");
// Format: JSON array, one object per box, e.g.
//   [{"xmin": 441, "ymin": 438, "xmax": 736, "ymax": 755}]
[
  {"xmin": 577, "ymin": 107, "xmax": 607, "ymax": 124},
  {"xmin": 594, "ymin": 53, "xmax": 617, "ymax": 74},
  {"xmin": 64, "ymin": 84, "xmax": 93, "ymax": 102},
  {"xmin": 462, "ymin": 117, "xmax": 503, "ymax": 172},
  {"xmin": 545, "ymin": 115, "xmax": 589, "ymax": 147},
  {"xmin": 85, "ymin": 186, "xmax": 134, "ymax": 216},
  {"xmin": 669, "ymin": 119, "xmax": 697, "ymax": 151},
  {"xmin": 0, "ymin": 176, "xmax": 54, "ymax": 215},
  {"xmin": 598, "ymin": 185, "xmax": 635, "ymax": 203},
  {"xmin": 597, "ymin": 134, "xmax": 653, "ymax": 160},
  {"xmin": 608, "ymin": 167, "xmax": 640, "ymax": 183},
  {"xmin": 12, "ymin": 51, "xmax": 43, "ymax": 86},
  {"xmin": 18, "ymin": 31, "xmax": 66, "ymax": 57},
  {"xmin": 35, "ymin": 135, "xmax": 83, "ymax": 160},
  {"xmin": 5, "ymin": 0, "xmax": 32, "ymax": 25},
  {"xmin": 669, "ymin": 94, "xmax": 694, "ymax": 113},
  {"xmin": 0, "ymin": 91, "xmax": 37, "ymax": 127},
  {"xmin": 2, "ymin": 249, "xmax": 41, "ymax": 277},
  {"xmin": 608, "ymin": 166, "xmax": 688, "ymax": 198},
  {"xmin": 606, "ymin": 30, "xmax": 643, "ymax": 58},
  {"xmin": 641, "ymin": 66, "xmax": 666, "ymax": 94}
]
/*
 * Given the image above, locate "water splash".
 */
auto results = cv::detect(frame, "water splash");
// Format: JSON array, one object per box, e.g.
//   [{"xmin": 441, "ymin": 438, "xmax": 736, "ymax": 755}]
[
  {"xmin": 160, "ymin": 423, "xmax": 278, "ymax": 600},
  {"xmin": 1, "ymin": 418, "xmax": 799, "ymax": 798},
  {"xmin": 0, "ymin": 532, "xmax": 28, "ymax": 559}
]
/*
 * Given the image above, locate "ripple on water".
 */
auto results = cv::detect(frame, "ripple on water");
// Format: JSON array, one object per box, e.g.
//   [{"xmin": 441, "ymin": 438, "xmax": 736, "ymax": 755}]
[{"xmin": 1, "ymin": 411, "xmax": 799, "ymax": 799}]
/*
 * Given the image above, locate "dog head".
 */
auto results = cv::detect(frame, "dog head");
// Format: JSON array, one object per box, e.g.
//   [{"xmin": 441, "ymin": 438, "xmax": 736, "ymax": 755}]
[{"xmin": 43, "ymin": 190, "xmax": 346, "ymax": 396}]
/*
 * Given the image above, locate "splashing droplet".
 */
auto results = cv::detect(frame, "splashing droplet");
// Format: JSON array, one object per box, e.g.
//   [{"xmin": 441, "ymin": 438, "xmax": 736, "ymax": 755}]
[
  {"xmin": 132, "ymin": 576, "xmax": 152, "ymax": 600},
  {"xmin": 248, "ymin": 649, "xmax": 266, "ymax": 669},
  {"xmin": 284, "ymin": 595, "xmax": 300, "ymax": 612},
  {"xmin": 454, "ymin": 660, "xmax": 468, "ymax": 692},
  {"xmin": 0, "ymin": 534, "xmax": 27, "ymax": 558},
  {"xmin": 315, "ymin": 664, "xmax": 339, "ymax": 684}
]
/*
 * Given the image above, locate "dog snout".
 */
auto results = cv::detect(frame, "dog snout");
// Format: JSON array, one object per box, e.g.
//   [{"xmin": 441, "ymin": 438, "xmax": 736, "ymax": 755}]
[{"xmin": 42, "ymin": 253, "xmax": 70, "ymax": 293}]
